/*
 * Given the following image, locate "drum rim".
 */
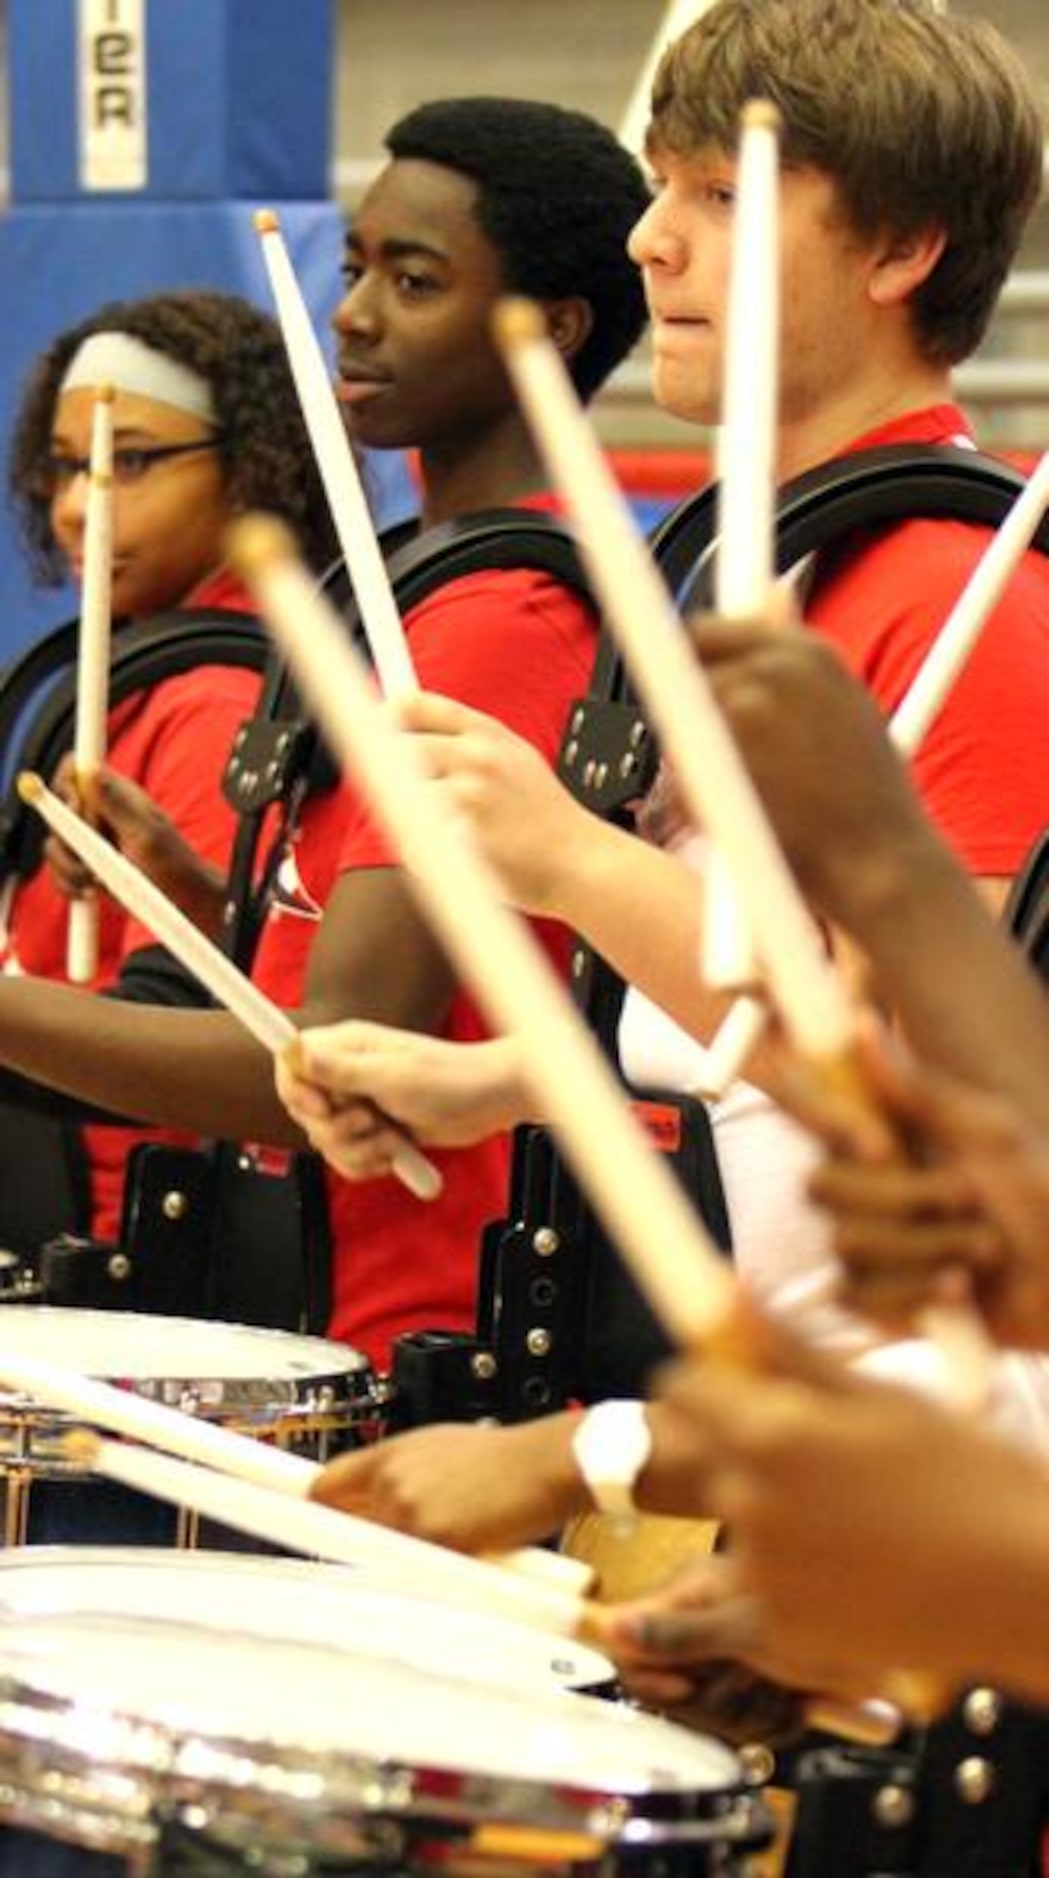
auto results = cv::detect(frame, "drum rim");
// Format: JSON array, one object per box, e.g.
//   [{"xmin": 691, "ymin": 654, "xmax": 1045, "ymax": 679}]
[
  {"xmin": 0, "ymin": 1305, "xmax": 377, "ymax": 1419},
  {"xmin": 0, "ymin": 1610, "xmax": 764, "ymax": 1862},
  {"xmin": 0, "ymin": 1546, "xmax": 617, "ymax": 1691}
]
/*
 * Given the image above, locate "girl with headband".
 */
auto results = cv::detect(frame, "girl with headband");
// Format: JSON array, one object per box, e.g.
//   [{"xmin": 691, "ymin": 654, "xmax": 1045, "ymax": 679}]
[{"xmin": 1, "ymin": 288, "xmax": 336, "ymax": 1256}]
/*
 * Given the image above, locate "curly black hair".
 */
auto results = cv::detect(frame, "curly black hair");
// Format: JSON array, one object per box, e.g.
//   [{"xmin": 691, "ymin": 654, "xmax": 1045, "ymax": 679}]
[
  {"xmin": 9, "ymin": 288, "xmax": 340, "ymax": 586},
  {"xmin": 385, "ymin": 98, "xmax": 650, "ymax": 402}
]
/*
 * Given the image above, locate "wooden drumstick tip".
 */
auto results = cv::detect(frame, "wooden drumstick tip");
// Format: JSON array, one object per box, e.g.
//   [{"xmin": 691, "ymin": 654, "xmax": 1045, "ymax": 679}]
[
  {"xmin": 16, "ymin": 771, "xmax": 43, "ymax": 807},
  {"xmin": 492, "ymin": 297, "xmax": 547, "ymax": 353},
  {"xmin": 62, "ymin": 1429, "xmax": 101, "ymax": 1468},
  {"xmin": 741, "ymin": 98, "xmax": 782, "ymax": 135},
  {"xmin": 254, "ymin": 208, "xmax": 281, "ymax": 234},
  {"xmin": 226, "ymin": 512, "xmax": 296, "ymax": 581}
]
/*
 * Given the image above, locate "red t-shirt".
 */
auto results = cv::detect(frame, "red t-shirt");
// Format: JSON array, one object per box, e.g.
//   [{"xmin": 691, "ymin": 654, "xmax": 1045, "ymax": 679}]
[
  {"xmin": 806, "ymin": 405, "xmax": 1049, "ymax": 876},
  {"xmin": 251, "ymin": 505, "xmax": 597, "ymax": 1366},
  {"xmin": 0, "ymin": 570, "xmax": 262, "ymax": 1240}
]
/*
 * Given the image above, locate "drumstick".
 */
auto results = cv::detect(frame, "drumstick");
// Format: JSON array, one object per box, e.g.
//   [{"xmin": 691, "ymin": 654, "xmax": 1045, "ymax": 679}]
[
  {"xmin": 230, "ymin": 515, "xmax": 738, "ymax": 1351},
  {"xmin": 68, "ymin": 384, "xmax": 115, "ymax": 985},
  {"xmin": 67, "ymin": 1427, "xmax": 885, "ymax": 1735},
  {"xmin": 0, "ymin": 1341, "xmax": 587, "ymax": 1597},
  {"xmin": 65, "ymin": 1430, "xmax": 591, "ymax": 1637},
  {"xmin": 0, "ymin": 1343, "xmax": 315, "ymax": 1491},
  {"xmin": 618, "ymin": 0, "xmax": 717, "ymax": 154},
  {"xmin": 18, "ymin": 773, "xmax": 442, "ymax": 1204},
  {"xmin": 254, "ymin": 209, "xmax": 417, "ymax": 699},
  {"xmin": 890, "ymin": 450, "xmax": 1049, "ymax": 756},
  {"xmin": 493, "ymin": 299, "xmax": 993, "ymax": 1413},
  {"xmin": 704, "ymin": 100, "xmax": 781, "ymax": 993}
]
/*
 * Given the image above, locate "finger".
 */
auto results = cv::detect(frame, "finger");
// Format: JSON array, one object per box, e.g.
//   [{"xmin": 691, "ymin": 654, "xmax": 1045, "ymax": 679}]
[
  {"xmin": 403, "ymin": 729, "xmax": 483, "ymax": 781},
  {"xmin": 611, "ymin": 1591, "xmax": 768, "ymax": 1663},
  {"xmin": 810, "ymin": 1159, "xmax": 984, "ymax": 1221},
  {"xmin": 833, "ymin": 1212, "xmax": 1004, "ymax": 1273},
  {"xmin": 618, "ymin": 1666, "xmax": 708, "ymax": 1706},
  {"xmin": 280, "ymin": 1078, "xmax": 338, "ymax": 1125},
  {"xmin": 394, "ymin": 691, "xmax": 486, "ymax": 736},
  {"xmin": 308, "ymin": 1448, "xmax": 382, "ymax": 1509},
  {"xmin": 837, "ymin": 1263, "xmax": 976, "ymax": 1331},
  {"xmin": 318, "ymin": 1130, "xmax": 404, "ymax": 1184}
]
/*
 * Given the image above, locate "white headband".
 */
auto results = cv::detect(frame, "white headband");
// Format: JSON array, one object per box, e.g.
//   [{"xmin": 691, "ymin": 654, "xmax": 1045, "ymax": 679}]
[{"xmin": 59, "ymin": 332, "xmax": 217, "ymax": 424}]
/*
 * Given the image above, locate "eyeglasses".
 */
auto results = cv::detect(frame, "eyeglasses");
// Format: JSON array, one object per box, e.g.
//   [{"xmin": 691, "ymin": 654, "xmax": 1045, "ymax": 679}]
[{"xmin": 43, "ymin": 434, "xmax": 225, "ymax": 493}]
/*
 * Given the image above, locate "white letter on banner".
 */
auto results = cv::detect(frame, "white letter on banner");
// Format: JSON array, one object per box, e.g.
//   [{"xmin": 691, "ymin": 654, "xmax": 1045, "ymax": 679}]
[{"xmin": 78, "ymin": 0, "xmax": 147, "ymax": 191}]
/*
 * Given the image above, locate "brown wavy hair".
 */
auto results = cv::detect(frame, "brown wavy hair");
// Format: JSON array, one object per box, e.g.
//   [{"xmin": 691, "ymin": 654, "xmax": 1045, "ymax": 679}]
[
  {"xmin": 9, "ymin": 288, "xmax": 341, "ymax": 585},
  {"xmin": 649, "ymin": 0, "xmax": 1045, "ymax": 366}
]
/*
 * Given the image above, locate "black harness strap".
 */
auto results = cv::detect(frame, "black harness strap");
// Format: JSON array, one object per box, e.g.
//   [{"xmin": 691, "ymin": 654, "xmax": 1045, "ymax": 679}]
[{"xmin": 0, "ymin": 608, "xmax": 269, "ymax": 1271}]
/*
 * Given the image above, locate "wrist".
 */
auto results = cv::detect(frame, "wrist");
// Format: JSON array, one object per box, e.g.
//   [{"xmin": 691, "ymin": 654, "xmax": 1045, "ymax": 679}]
[{"xmin": 506, "ymin": 1412, "xmax": 593, "ymax": 1530}]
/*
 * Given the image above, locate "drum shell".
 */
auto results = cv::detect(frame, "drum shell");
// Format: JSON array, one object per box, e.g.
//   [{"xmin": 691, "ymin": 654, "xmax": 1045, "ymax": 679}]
[{"xmin": 0, "ymin": 1307, "xmax": 383, "ymax": 1548}]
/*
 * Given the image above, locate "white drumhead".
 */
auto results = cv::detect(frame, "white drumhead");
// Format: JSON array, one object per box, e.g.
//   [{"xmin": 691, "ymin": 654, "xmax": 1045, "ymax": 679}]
[
  {"xmin": 0, "ymin": 1306, "xmax": 367, "ymax": 1384},
  {"xmin": 0, "ymin": 1610, "xmax": 739, "ymax": 1795},
  {"xmin": 0, "ymin": 1548, "xmax": 613, "ymax": 1693}
]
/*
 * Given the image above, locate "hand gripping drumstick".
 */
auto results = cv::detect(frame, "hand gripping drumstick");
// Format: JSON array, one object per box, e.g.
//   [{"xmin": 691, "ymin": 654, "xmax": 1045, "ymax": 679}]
[
  {"xmin": 254, "ymin": 209, "xmax": 417, "ymax": 700},
  {"xmin": 229, "ymin": 515, "xmax": 938, "ymax": 1730},
  {"xmin": 68, "ymin": 384, "xmax": 115, "ymax": 985},
  {"xmin": 63, "ymin": 1430, "xmax": 590, "ymax": 1636},
  {"xmin": 18, "ymin": 773, "xmax": 442, "ymax": 1204}
]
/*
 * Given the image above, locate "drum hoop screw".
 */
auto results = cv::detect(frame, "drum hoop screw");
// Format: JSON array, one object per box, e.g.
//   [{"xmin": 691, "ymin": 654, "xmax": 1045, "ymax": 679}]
[
  {"xmin": 963, "ymin": 1687, "xmax": 1002, "ymax": 1737},
  {"xmin": 532, "ymin": 1227, "xmax": 560, "ymax": 1257},
  {"xmin": 739, "ymin": 1742, "xmax": 776, "ymax": 1787},
  {"xmin": 471, "ymin": 1351, "xmax": 498, "ymax": 1381},
  {"xmin": 872, "ymin": 1782, "xmax": 914, "ymax": 1829},
  {"xmin": 107, "ymin": 1252, "xmax": 132, "ymax": 1281},
  {"xmin": 955, "ymin": 1756, "xmax": 995, "ymax": 1805},
  {"xmin": 526, "ymin": 1327, "xmax": 552, "ymax": 1357},
  {"xmin": 161, "ymin": 1189, "xmax": 188, "ymax": 1221}
]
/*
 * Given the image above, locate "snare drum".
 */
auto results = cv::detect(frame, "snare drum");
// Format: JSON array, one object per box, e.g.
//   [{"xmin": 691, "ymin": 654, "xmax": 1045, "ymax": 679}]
[
  {"xmin": 0, "ymin": 1306, "xmax": 381, "ymax": 1547},
  {"xmin": 0, "ymin": 1546, "xmax": 616, "ymax": 1696},
  {"xmin": 0, "ymin": 1601, "xmax": 770, "ymax": 1876}
]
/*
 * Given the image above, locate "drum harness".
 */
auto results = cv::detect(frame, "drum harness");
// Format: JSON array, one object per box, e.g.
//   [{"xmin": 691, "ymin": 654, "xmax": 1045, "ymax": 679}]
[
  {"xmin": 0, "ymin": 606, "xmax": 269, "ymax": 1309},
  {"xmin": 2, "ymin": 464, "xmax": 1049, "ymax": 1875}
]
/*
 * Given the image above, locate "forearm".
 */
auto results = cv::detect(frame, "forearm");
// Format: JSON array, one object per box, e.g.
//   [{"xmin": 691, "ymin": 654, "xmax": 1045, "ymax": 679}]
[
  {"xmin": 547, "ymin": 822, "xmax": 736, "ymax": 1051},
  {"xmin": 838, "ymin": 834, "xmax": 1049, "ymax": 1136},
  {"xmin": 0, "ymin": 977, "xmax": 304, "ymax": 1146},
  {"xmin": 145, "ymin": 852, "xmax": 226, "ymax": 942}
]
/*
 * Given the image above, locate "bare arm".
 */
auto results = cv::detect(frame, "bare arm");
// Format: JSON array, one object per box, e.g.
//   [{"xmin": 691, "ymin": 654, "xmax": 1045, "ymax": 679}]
[{"xmin": 0, "ymin": 866, "xmax": 456, "ymax": 1144}]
